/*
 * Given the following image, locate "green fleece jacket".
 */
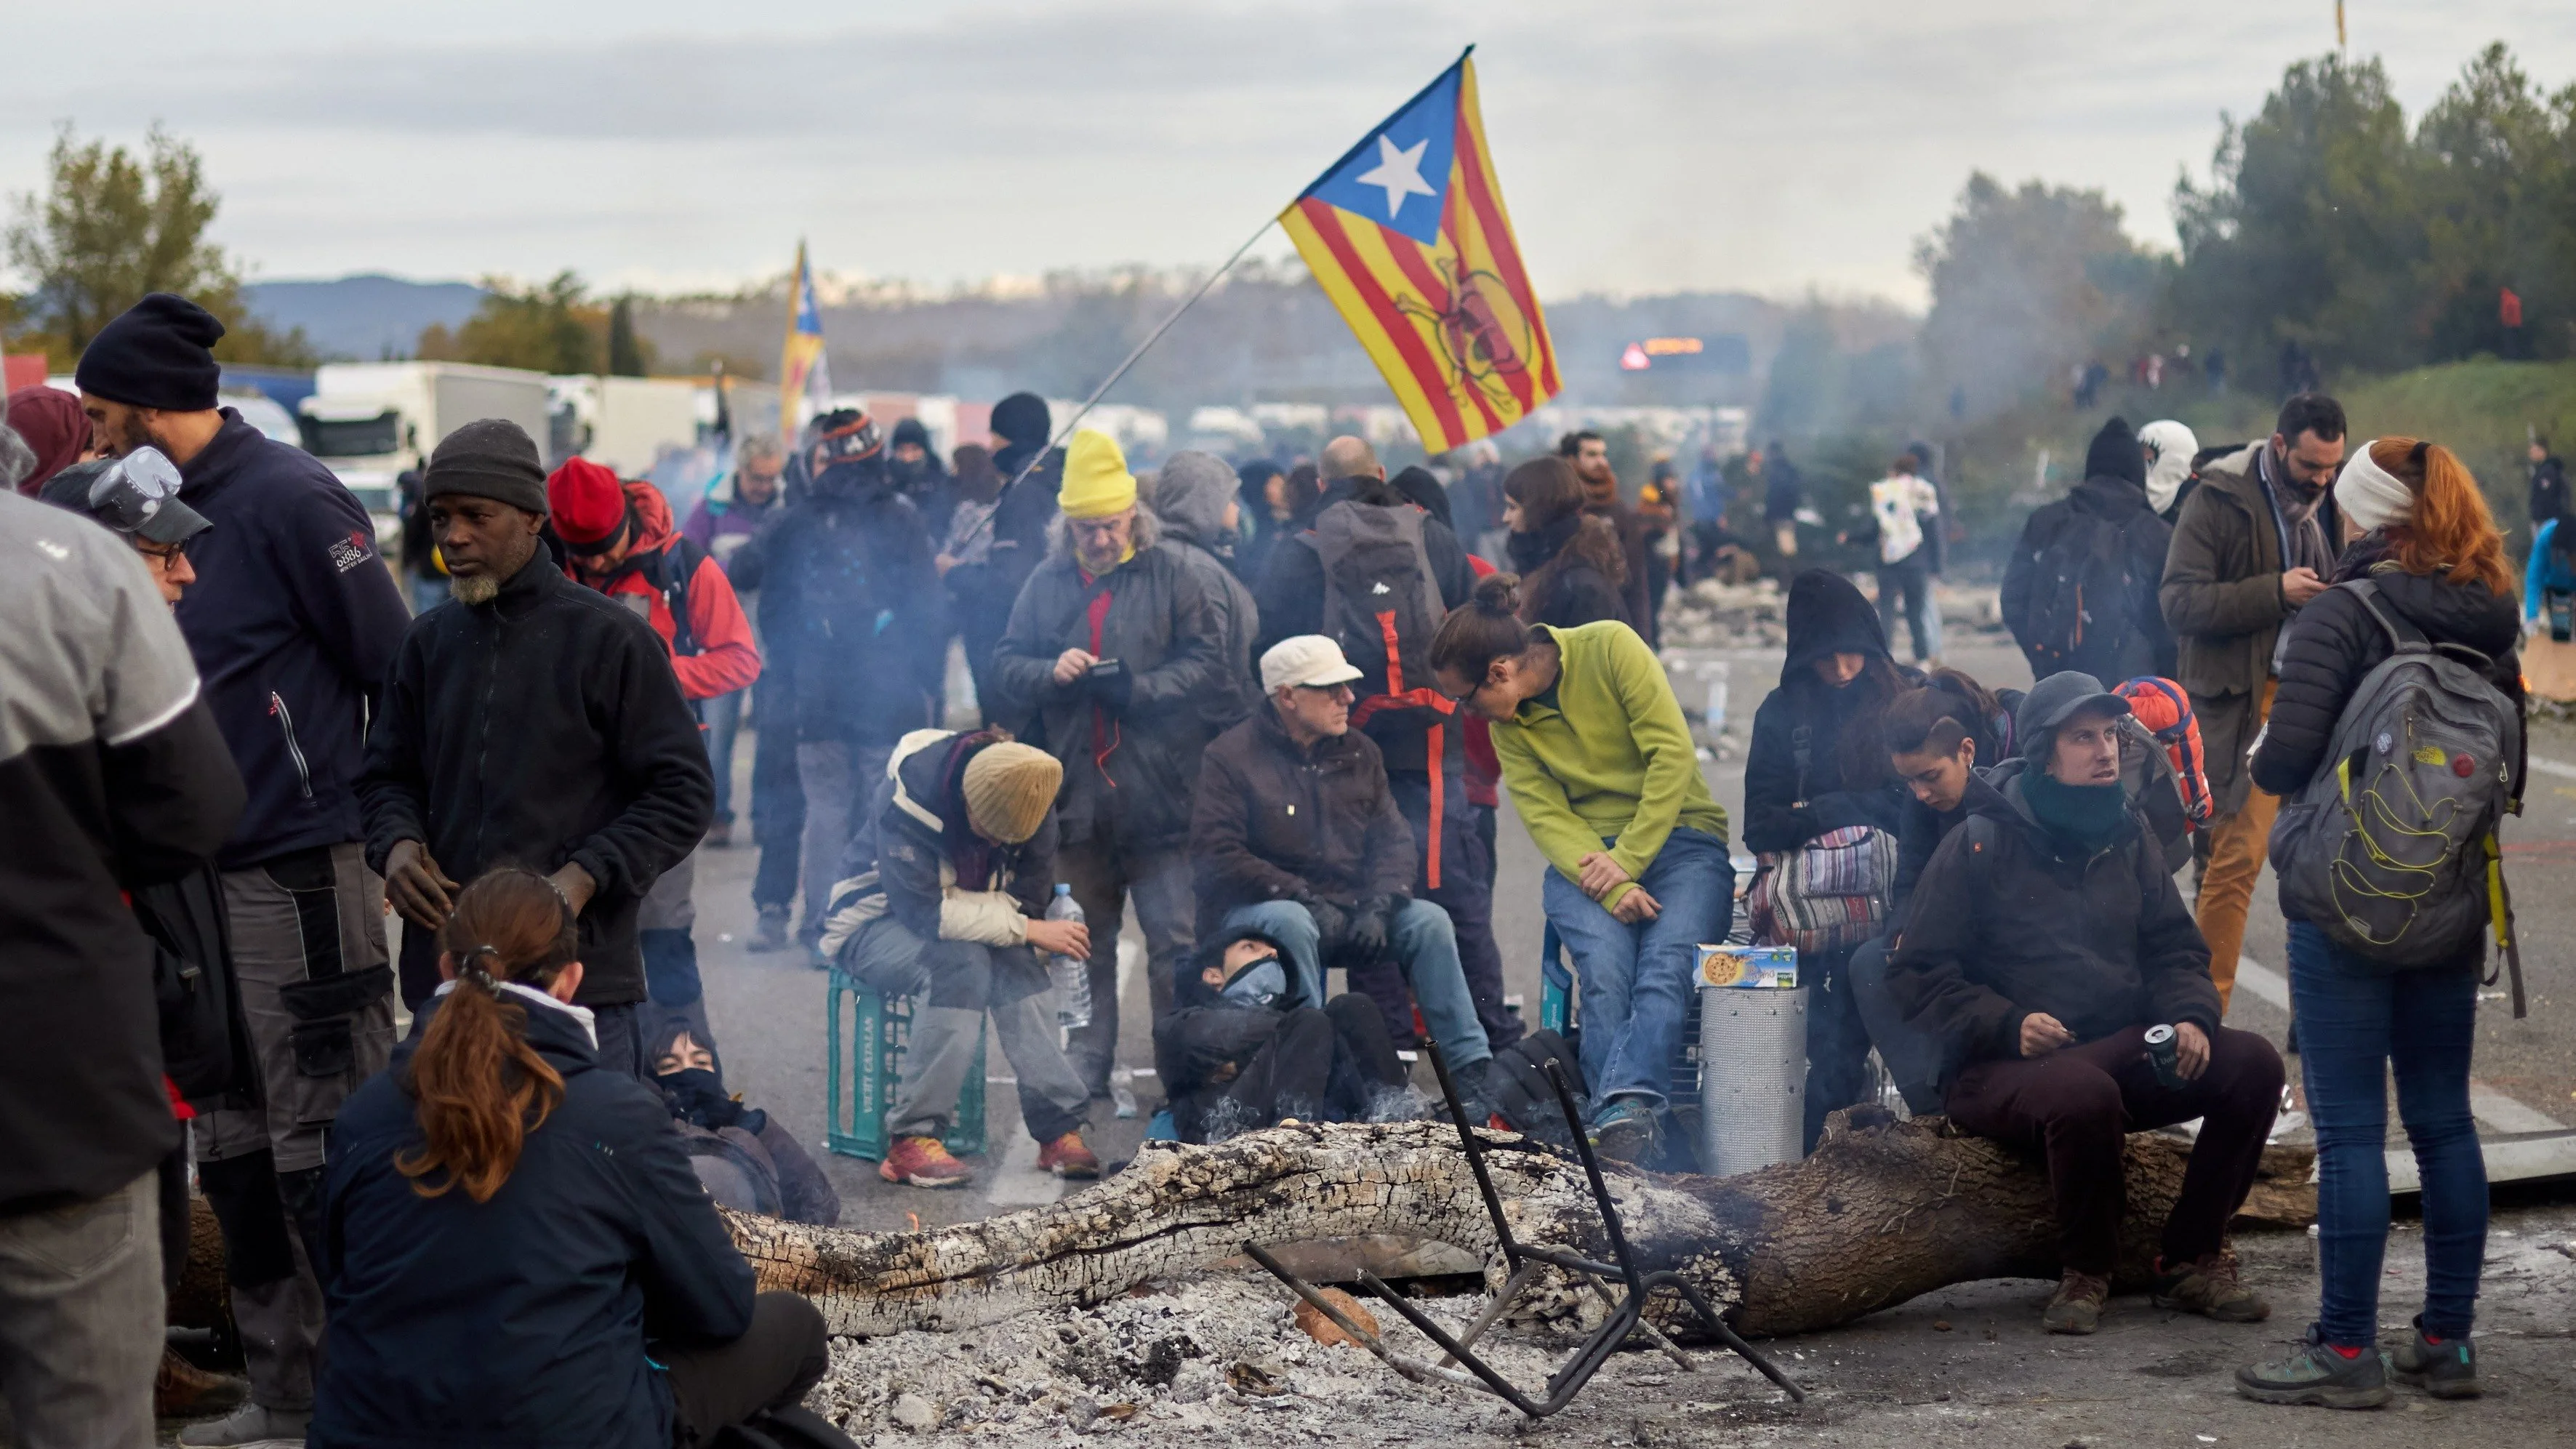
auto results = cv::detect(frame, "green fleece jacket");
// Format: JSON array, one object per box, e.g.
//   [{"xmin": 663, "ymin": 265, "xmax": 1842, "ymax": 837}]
[{"xmin": 1490, "ymin": 621, "xmax": 1728, "ymax": 906}]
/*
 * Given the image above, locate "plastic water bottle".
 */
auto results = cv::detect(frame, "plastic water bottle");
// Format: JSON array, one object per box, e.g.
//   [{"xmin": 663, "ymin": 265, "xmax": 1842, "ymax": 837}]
[{"xmin": 1045, "ymin": 885, "xmax": 1091, "ymax": 1029}]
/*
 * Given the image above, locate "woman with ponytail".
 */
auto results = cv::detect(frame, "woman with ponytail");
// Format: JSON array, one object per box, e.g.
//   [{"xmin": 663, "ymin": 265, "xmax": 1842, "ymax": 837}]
[
  {"xmin": 311, "ymin": 868, "xmax": 830, "ymax": 1446},
  {"xmin": 2236, "ymin": 438, "xmax": 2522, "ymax": 1410},
  {"xmin": 1430, "ymin": 574, "xmax": 1730, "ymax": 1165}
]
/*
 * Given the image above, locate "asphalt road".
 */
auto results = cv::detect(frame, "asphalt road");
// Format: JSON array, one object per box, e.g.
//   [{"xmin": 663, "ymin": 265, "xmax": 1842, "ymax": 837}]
[{"xmin": 689, "ymin": 611, "xmax": 2575, "ymax": 1233}]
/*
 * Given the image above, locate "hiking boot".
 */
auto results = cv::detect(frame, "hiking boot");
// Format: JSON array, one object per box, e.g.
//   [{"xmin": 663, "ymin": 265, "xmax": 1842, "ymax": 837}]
[
  {"xmin": 178, "ymin": 1401, "xmax": 311, "ymax": 1445},
  {"xmin": 879, "ymin": 1136, "xmax": 972, "ymax": 1189},
  {"xmin": 1589, "ymin": 1098, "xmax": 1660, "ymax": 1165},
  {"xmin": 2042, "ymin": 1269, "xmax": 2111, "ymax": 1335},
  {"xmin": 1038, "ymin": 1131, "xmax": 1102, "ymax": 1179},
  {"xmin": 2236, "ymin": 1330, "xmax": 2391, "ymax": 1408},
  {"xmin": 2391, "ymin": 1317, "xmax": 2481, "ymax": 1399},
  {"xmin": 2154, "ymin": 1249, "xmax": 2271, "ymax": 1322},
  {"xmin": 747, "ymin": 904, "xmax": 792, "ymax": 953},
  {"xmin": 155, "ymin": 1347, "xmax": 246, "ymax": 1421}
]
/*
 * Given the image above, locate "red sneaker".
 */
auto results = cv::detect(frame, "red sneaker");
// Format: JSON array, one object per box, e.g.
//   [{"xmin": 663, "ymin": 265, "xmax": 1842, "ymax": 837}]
[
  {"xmin": 879, "ymin": 1136, "xmax": 972, "ymax": 1188},
  {"xmin": 1036, "ymin": 1131, "xmax": 1101, "ymax": 1179}
]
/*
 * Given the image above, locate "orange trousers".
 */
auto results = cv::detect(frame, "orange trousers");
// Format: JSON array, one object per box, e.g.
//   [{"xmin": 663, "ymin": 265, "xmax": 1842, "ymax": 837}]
[{"xmin": 2194, "ymin": 680, "xmax": 2278, "ymax": 1016}]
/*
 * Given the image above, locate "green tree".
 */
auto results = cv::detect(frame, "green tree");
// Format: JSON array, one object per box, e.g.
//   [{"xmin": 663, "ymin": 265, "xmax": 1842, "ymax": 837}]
[
  {"xmin": 2411, "ymin": 44, "xmax": 2570, "ymax": 360},
  {"xmin": 417, "ymin": 271, "xmax": 602, "ymax": 374},
  {"xmin": 606, "ymin": 294, "xmax": 654, "ymax": 376},
  {"xmin": 4, "ymin": 124, "xmax": 314, "ymax": 367}
]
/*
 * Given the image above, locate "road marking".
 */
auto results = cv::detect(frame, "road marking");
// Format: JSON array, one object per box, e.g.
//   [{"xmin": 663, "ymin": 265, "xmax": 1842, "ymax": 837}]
[
  {"xmin": 2237, "ymin": 955, "xmax": 2564, "ymax": 1131},
  {"xmin": 984, "ymin": 1136, "xmax": 1066, "ymax": 1207},
  {"xmin": 2527, "ymin": 755, "xmax": 2576, "ymax": 780}
]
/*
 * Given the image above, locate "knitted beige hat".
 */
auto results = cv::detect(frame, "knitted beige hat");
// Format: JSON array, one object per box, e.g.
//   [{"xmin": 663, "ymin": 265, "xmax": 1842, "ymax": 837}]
[{"xmin": 960, "ymin": 743, "xmax": 1062, "ymax": 843}]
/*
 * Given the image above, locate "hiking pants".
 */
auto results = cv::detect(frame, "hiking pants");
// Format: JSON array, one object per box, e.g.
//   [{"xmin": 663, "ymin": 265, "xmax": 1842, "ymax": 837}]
[
  {"xmin": 2196, "ymin": 681, "xmax": 2278, "ymax": 1014},
  {"xmin": 1059, "ymin": 833, "xmax": 1195, "ymax": 1096},
  {"xmin": 843, "ymin": 916, "xmax": 1090, "ymax": 1145}
]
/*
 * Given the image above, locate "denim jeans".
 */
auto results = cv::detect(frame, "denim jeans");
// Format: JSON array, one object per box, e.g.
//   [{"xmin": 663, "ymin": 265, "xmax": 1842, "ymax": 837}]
[
  {"xmin": 1220, "ymin": 899, "xmax": 1493, "ymax": 1075},
  {"xmin": 1541, "ymin": 827, "xmax": 1735, "ymax": 1112},
  {"xmin": 2288, "ymin": 920, "xmax": 2487, "ymax": 1344},
  {"xmin": 703, "ymin": 686, "xmax": 747, "ymax": 824}
]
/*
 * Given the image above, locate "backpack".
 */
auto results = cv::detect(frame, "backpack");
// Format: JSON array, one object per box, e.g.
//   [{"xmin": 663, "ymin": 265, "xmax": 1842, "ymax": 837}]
[
  {"xmin": 2015, "ymin": 507, "xmax": 2133, "ymax": 673},
  {"xmin": 2115, "ymin": 676, "xmax": 2214, "ymax": 830},
  {"xmin": 133, "ymin": 864, "xmax": 254, "ymax": 1107},
  {"xmin": 1311, "ymin": 497, "xmax": 1461, "ymax": 885},
  {"xmin": 2268, "ymin": 579, "xmax": 2521, "ymax": 968}
]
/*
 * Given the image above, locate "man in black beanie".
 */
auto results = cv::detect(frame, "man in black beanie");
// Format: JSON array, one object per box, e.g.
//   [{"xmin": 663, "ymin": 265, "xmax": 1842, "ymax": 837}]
[
  {"xmin": 359, "ymin": 418, "xmax": 713, "ymax": 1081},
  {"xmin": 941, "ymin": 392, "xmax": 1062, "ymax": 728},
  {"xmin": 76, "ymin": 294, "xmax": 413, "ymax": 1448},
  {"xmin": 2001, "ymin": 414, "xmax": 2177, "ymax": 684}
]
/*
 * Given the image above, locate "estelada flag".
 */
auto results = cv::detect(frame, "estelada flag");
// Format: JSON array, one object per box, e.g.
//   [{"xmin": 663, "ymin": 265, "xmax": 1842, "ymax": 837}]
[
  {"xmin": 1280, "ymin": 48, "xmax": 1560, "ymax": 454},
  {"xmin": 778, "ymin": 240, "xmax": 832, "ymax": 436}
]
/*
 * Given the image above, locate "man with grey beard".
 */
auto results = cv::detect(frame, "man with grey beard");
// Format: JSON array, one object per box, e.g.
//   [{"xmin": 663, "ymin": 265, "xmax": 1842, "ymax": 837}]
[{"xmin": 358, "ymin": 420, "xmax": 713, "ymax": 1082}]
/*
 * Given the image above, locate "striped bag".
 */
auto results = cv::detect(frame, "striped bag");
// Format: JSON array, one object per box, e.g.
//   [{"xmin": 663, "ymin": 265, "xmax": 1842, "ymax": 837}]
[{"xmin": 1747, "ymin": 825, "xmax": 1899, "ymax": 955}]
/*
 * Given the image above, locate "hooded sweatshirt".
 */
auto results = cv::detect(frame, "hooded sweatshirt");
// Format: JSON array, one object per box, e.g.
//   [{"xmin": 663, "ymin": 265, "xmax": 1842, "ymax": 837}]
[
  {"xmin": 1742, "ymin": 570, "xmax": 1910, "ymax": 852},
  {"xmin": 1149, "ymin": 450, "xmax": 1261, "ymax": 726}
]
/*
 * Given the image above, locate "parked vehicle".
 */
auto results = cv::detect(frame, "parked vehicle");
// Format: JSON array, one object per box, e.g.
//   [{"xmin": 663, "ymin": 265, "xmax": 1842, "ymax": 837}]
[{"xmin": 298, "ymin": 362, "xmax": 552, "ymax": 543}]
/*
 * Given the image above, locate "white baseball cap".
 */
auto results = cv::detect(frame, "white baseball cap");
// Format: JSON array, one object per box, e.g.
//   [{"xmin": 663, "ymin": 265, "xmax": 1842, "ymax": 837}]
[{"xmin": 1261, "ymin": 635, "xmax": 1366, "ymax": 694}]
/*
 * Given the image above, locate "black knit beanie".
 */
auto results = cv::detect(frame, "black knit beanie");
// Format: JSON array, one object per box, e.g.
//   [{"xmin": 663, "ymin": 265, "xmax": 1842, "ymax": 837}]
[
  {"xmin": 2082, "ymin": 415, "xmax": 2146, "ymax": 489},
  {"xmin": 423, "ymin": 418, "xmax": 548, "ymax": 515},
  {"xmin": 990, "ymin": 392, "xmax": 1051, "ymax": 449},
  {"xmin": 75, "ymin": 293, "xmax": 225, "ymax": 412}
]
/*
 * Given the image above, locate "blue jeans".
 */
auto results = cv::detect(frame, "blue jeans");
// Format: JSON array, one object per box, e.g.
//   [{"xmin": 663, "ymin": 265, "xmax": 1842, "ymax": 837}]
[
  {"xmin": 703, "ymin": 687, "xmax": 746, "ymax": 824},
  {"xmin": 2287, "ymin": 920, "xmax": 2487, "ymax": 1344},
  {"xmin": 1541, "ymin": 827, "xmax": 1735, "ymax": 1112},
  {"xmin": 1221, "ymin": 899, "xmax": 1493, "ymax": 1074}
]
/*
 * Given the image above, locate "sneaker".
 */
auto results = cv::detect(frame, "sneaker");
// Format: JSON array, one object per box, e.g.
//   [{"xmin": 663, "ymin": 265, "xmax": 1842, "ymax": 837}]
[
  {"xmin": 706, "ymin": 817, "xmax": 734, "ymax": 848},
  {"xmin": 1037, "ymin": 1131, "xmax": 1102, "ymax": 1179},
  {"xmin": 2042, "ymin": 1269, "xmax": 2111, "ymax": 1335},
  {"xmin": 2236, "ymin": 1330, "xmax": 2392, "ymax": 1409},
  {"xmin": 156, "ymin": 1347, "xmax": 246, "ymax": 1421},
  {"xmin": 747, "ymin": 905, "xmax": 792, "ymax": 953},
  {"xmin": 2154, "ymin": 1249, "xmax": 2271, "ymax": 1322},
  {"xmin": 879, "ymin": 1136, "xmax": 973, "ymax": 1189},
  {"xmin": 2391, "ymin": 1318, "xmax": 2481, "ymax": 1399},
  {"xmin": 178, "ymin": 1401, "xmax": 312, "ymax": 1446},
  {"xmin": 1589, "ymin": 1098, "xmax": 1660, "ymax": 1165}
]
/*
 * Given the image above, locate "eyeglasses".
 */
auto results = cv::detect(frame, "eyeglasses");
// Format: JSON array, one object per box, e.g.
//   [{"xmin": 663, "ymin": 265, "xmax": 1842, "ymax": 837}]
[{"xmin": 86, "ymin": 447, "xmax": 182, "ymax": 533}]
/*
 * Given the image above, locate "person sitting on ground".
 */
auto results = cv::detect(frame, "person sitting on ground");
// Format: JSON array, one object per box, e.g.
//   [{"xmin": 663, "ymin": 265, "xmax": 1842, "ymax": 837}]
[
  {"xmin": 818, "ymin": 729, "xmax": 1099, "ymax": 1188},
  {"xmin": 1500, "ymin": 456, "xmax": 1629, "ymax": 630},
  {"xmin": 1152, "ymin": 925, "xmax": 1413, "ymax": 1144},
  {"xmin": 1887, "ymin": 672, "xmax": 2284, "ymax": 1337},
  {"xmin": 1189, "ymin": 636, "xmax": 1497, "ymax": 1109},
  {"xmin": 1430, "ymin": 578, "xmax": 1731, "ymax": 1165},
  {"xmin": 311, "ymin": 868, "xmax": 829, "ymax": 1445},
  {"xmin": 651, "ymin": 1016, "xmax": 842, "ymax": 1227}
]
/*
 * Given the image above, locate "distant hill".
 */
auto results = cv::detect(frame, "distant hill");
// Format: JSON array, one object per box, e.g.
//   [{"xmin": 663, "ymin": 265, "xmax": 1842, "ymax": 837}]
[{"xmin": 242, "ymin": 275, "xmax": 486, "ymax": 361}]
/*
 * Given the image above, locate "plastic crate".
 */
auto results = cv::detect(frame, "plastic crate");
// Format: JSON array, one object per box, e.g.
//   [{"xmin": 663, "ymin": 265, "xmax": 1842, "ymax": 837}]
[{"xmin": 824, "ymin": 968, "xmax": 986, "ymax": 1161}]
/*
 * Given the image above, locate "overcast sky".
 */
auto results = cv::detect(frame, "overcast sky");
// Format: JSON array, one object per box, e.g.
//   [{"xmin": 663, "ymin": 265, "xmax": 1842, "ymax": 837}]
[{"xmin": 7, "ymin": 1, "xmax": 2575, "ymax": 307}]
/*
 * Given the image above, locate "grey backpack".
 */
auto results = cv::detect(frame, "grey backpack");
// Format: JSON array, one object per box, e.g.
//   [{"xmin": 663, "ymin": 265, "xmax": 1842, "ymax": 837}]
[{"xmin": 2268, "ymin": 579, "xmax": 2520, "ymax": 968}]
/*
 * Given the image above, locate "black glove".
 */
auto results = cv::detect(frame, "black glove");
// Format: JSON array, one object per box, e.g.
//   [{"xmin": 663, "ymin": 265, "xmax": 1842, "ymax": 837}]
[
  {"xmin": 1346, "ymin": 894, "xmax": 1396, "ymax": 962},
  {"xmin": 1083, "ymin": 658, "xmax": 1133, "ymax": 713},
  {"xmin": 1301, "ymin": 898, "xmax": 1349, "ymax": 957}
]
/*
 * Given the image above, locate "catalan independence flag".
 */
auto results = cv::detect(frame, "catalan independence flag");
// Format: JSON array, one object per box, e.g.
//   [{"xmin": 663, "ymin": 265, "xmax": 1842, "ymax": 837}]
[
  {"xmin": 778, "ymin": 240, "xmax": 831, "ymax": 436},
  {"xmin": 1280, "ymin": 49, "xmax": 1560, "ymax": 454}
]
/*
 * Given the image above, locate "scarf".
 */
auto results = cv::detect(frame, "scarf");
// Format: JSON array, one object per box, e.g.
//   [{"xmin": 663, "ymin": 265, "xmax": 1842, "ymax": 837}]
[
  {"xmin": 1506, "ymin": 514, "xmax": 1581, "ymax": 574},
  {"xmin": 2020, "ymin": 770, "xmax": 2129, "ymax": 855},
  {"xmin": 2260, "ymin": 445, "xmax": 2335, "ymax": 577}
]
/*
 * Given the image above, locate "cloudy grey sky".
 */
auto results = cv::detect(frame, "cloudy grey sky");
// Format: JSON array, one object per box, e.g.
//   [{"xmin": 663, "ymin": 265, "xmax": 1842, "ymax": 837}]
[{"xmin": 8, "ymin": 1, "xmax": 2575, "ymax": 305}]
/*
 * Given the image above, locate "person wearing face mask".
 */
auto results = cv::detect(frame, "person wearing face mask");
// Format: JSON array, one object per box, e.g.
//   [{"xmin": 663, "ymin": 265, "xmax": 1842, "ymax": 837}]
[
  {"xmin": 885, "ymin": 417, "xmax": 955, "ymax": 541},
  {"xmin": 1152, "ymin": 926, "xmax": 1413, "ymax": 1144},
  {"xmin": 2139, "ymin": 419, "xmax": 2202, "ymax": 525},
  {"xmin": 1889, "ymin": 673, "xmax": 2281, "ymax": 1338}
]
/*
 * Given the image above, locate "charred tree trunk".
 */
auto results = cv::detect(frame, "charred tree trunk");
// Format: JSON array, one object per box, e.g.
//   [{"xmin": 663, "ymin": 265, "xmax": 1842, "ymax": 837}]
[{"xmin": 726, "ymin": 1113, "xmax": 2315, "ymax": 1340}]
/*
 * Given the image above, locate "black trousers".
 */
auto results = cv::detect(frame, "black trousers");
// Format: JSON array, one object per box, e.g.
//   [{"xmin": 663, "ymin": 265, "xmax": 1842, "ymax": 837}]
[
  {"xmin": 749, "ymin": 674, "xmax": 806, "ymax": 912},
  {"xmin": 662, "ymin": 1291, "xmax": 831, "ymax": 1446},
  {"xmin": 1190, "ymin": 996, "xmax": 1409, "ymax": 1141}
]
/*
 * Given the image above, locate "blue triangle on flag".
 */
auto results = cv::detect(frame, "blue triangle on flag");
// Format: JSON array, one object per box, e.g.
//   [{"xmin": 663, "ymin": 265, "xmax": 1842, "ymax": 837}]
[{"xmin": 1304, "ymin": 63, "xmax": 1461, "ymax": 247}]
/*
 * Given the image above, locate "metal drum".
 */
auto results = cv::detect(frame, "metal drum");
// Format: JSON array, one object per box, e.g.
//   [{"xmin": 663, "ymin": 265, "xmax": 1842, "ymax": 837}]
[{"xmin": 1696, "ymin": 984, "xmax": 1807, "ymax": 1177}]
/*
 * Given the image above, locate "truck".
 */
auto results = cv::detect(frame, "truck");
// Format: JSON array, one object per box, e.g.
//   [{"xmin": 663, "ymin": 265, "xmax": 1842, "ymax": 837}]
[
  {"xmin": 298, "ymin": 361, "xmax": 553, "ymax": 545},
  {"xmin": 547, "ymin": 374, "xmax": 705, "ymax": 477}
]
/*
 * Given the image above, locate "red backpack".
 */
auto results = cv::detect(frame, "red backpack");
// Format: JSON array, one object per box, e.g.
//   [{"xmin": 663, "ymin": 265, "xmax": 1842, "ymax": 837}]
[{"xmin": 2115, "ymin": 675, "xmax": 2213, "ymax": 829}]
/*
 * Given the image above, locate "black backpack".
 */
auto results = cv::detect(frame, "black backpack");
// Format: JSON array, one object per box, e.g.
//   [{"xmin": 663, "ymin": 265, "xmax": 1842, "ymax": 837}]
[
  {"xmin": 2015, "ymin": 506, "xmax": 2134, "ymax": 673},
  {"xmin": 133, "ymin": 864, "xmax": 254, "ymax": 1107},
  {"xmin": 1309, "ymin": 497, "xmax": 1464, "ymax": 878}
]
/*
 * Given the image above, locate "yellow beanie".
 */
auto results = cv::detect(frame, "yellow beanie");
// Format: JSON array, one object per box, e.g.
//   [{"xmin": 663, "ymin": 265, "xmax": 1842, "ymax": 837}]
[
  {"xmin": 1058, "ymin": 430, "xmax": 1136, "ymax": 520},
  {"xmin": 960, "ymin": 742, "xmax": 1062, "ymax": 843}
]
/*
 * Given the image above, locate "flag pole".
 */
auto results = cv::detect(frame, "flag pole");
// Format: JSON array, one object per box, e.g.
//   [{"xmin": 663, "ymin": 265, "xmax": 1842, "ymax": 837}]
[{"xmin": 966, "ymin": 217, "xmax": 1277, "ymax": 537}]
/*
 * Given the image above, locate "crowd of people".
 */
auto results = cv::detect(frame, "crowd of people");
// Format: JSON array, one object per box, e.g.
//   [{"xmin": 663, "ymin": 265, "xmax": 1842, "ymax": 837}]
[{"xmin": 0, "ymin": 286, "xmax": 2532, "ymax": 1442}]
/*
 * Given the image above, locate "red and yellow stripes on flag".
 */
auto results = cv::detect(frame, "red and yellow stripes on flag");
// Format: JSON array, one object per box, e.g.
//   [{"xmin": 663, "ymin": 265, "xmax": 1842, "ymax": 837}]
[
  {"xmin": 778, "ymin": 239, "xmax": 828, "ymax": 436},
  {"xmin": 1280, "ymin": 58, "xmax": 1560, "ymax": 454}
]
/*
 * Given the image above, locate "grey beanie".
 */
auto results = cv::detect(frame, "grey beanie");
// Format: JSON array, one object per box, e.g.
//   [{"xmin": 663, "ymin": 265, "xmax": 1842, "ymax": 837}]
[{"xmin": 423, "ymin": 418, "xmax": 548, "ymax": 515}]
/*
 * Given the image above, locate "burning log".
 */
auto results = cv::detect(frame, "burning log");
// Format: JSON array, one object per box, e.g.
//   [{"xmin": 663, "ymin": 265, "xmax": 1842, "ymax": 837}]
[{"xmin": 724, "ymin": 1112, "xmax": 2315, "ymax": 1340}]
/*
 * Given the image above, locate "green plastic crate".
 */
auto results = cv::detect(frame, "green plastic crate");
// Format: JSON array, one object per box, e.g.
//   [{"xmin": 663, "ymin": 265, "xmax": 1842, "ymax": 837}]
[{"xmin": 824, "ymin": 968, "xmax": 986, "ymax": 1161}]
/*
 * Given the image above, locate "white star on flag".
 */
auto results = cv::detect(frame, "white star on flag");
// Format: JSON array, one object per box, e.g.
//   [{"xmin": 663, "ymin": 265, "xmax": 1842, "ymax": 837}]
[{"xmin": 1355, "ymin": 132, "xmax": 1436, "ymax": 220}]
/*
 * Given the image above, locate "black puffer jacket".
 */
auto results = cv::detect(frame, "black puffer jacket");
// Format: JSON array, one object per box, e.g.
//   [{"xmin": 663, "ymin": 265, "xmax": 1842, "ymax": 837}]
[
  {"xmin": 992, "ymin": 516, "xmax": 1226, "ymax": 849},
  {"xmin": 2251, "ymin": 551, "xmax": 2527, "ymax": 803},
  {"xmin": 1887, "ymin": 768, "xmax": 2218, "ymax": 1088},
  {"xmin": 1505, "ymin": 516, "xmax": 1628, "ymax": 630},
  {"xmin": 1743, "ymin": 571, "xmax": 1911, "ymax": 853}
]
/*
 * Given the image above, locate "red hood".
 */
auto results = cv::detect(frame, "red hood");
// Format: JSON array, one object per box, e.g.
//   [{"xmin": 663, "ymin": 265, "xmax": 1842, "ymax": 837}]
[{"xmin": 622, "ymin": 478, "xmax": 678, "ymax": 553}]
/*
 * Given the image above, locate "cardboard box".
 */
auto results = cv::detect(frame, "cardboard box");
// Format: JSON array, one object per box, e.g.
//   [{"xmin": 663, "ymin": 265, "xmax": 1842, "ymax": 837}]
[{"xmin": 1698, "ymin": 944, "xmax": 1799, "ymax": 990}]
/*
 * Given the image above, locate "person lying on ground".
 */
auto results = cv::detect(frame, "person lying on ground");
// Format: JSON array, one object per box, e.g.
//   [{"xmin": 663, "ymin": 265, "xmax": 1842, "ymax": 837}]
[
  {"xmin": 651, "ymin": 1016, "xmax": 841, "ymax": 1227},
  {"xmin": 1888, "ymin": 672, "xmax": 2283, "ymax": 1337},
  {"xmin": 1152, "ymin": 926, "xmax": 1415, "ymax": 1144},
  {"xmin": 311, "ymin": 868, "xmax": 828, "ymax": 1446},
  {"xmin": 818, "ymin": 728, "xmax": 1099, "ymax": 1189}
]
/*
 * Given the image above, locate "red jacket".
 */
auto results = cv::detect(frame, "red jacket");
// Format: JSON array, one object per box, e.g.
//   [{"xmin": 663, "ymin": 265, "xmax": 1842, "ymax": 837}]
[{"xmin": 567, "ymin": 481, "xmax": 760, "ymax": 702}]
